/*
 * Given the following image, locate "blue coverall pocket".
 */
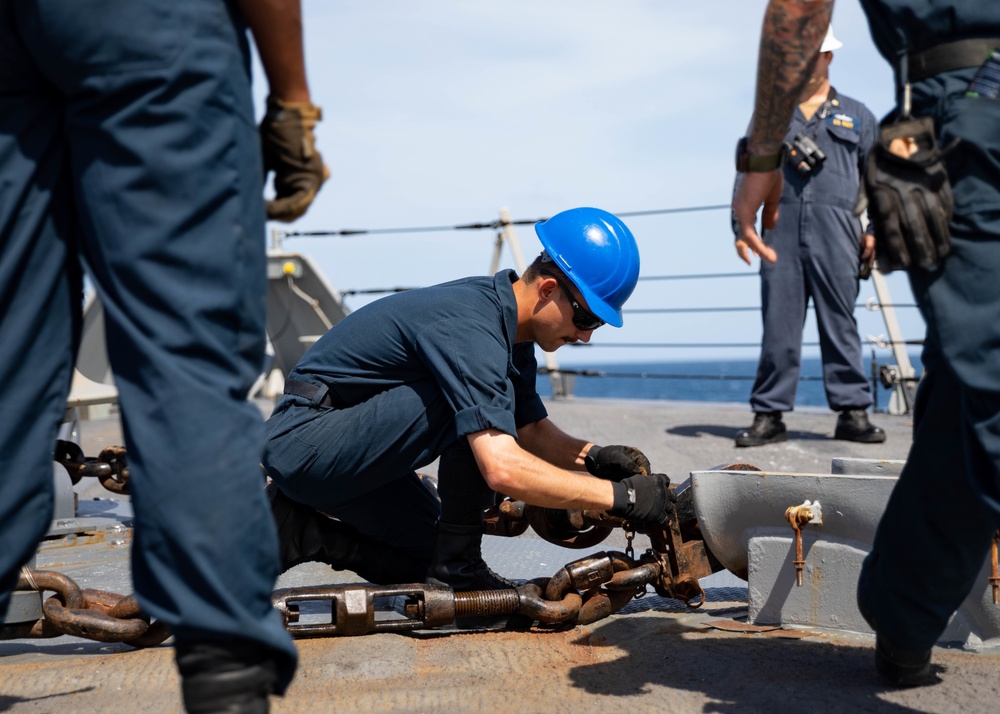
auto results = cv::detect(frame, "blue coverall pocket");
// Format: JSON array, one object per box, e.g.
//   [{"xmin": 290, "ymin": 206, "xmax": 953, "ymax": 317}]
[
  {"xmin": 824, "ymin": 123, "xmax": 861, "ymax": 182},
  {"xmin": 827, "ymin": 124, "xmax": 861, "ymax": 145}
]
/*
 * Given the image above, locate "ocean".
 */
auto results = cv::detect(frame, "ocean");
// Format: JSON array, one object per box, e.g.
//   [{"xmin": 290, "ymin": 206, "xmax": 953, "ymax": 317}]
[{"xmin": 536, "ymin": 355, "xmax": 924, "ymax": 410}]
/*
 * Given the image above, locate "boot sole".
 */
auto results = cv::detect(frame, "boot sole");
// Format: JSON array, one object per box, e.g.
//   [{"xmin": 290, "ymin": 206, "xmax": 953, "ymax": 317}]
[
  {"xmin": 735, "ymin": 431, "xmax": 788, "ymax": 448},
  {"xmin": 834, "ymin": 430, "xmax": 887, "ymax": 444}
]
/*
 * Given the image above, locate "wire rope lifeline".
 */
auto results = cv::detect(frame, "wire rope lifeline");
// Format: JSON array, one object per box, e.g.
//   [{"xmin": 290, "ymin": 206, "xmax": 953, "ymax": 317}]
[{"xmin": 276, "ymin": 203, "xmax": 730, "ymax": 239}]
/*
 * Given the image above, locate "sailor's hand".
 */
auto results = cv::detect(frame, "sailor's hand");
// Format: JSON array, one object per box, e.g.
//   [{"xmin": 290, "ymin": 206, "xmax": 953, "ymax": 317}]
[
  {"xmin": 609, "ymin": 473, "xmax": 675, "ymax": 525},
  {"xmin": 260, "ymin": 96, "xmax": 330, "ymax": 222},
  {"xmin": 732, "ymin": 169, "xmax": 782, "ymax": 265},
  {"xmin": 585, "ymin": 445, "xmax": 651, "ymax": 481},
  {"xmin": 860, "ymin": 232, "xmax": 876, "ymax": 275},
  {"xmin": 735, "ymin": 238, "xmax": 756, "ymax": 265}
]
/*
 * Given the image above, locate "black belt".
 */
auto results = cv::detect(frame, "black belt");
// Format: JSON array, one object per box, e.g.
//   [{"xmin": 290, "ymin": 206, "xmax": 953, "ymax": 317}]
[
  {"xmin": 283, "ymin": 379, "xmax": 344, "ymax": 408},
  {"xmin": 908, "ymin": 37, "xmax": 1000, "ymax": 83}
]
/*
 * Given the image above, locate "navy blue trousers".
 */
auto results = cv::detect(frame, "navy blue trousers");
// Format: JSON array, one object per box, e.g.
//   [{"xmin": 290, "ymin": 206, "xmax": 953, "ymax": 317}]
[
  {"xmin": 0, "ymin": 0, "xmax": 296, "ymax": 687},
  {"xmin": 752, "ymin": 202, "xmax": 872, "ymax": 413},
  {"xmin": 858, "ymin": 69, "xmax": 1000, "ymax": 650},
  {"xmin": 263, "ymin": 385, "xmax": 447, "ymax": 565}
]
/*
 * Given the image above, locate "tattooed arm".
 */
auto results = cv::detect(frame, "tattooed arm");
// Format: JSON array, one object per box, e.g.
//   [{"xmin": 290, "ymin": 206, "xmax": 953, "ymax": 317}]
[
  {"xmin": 749, "ymin": 0, "xmax": 834, "ymax": 155},
  {"xmin": 732, "ymin": 0, "xmax": 835, "ymax": 265}
]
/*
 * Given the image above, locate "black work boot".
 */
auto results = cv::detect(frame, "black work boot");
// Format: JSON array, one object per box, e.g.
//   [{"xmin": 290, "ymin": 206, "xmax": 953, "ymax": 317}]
[
  {"xmin": 425, "ymin": 521, "xmax": 518, "ymax": 591},
  {"xmin": 735, "ymin": 412, "xmax": 787, "ymax": 447},
  {"xmin": 835, "ymin": 409, "xmax": 887, "ymax": 443},
  {"xmin": 425, "ymin": 521, "xmax": 526, "ymax": 631},
  {"xmin": 176, "ymin": 641, "xmax": 277, "ymax": 714},
  {"xmin": 267, "ymin": 482, "xmax": 361, "ymax": 572},
  {"xmin": 857, "ymin": 594, "xmax": 936, "ymax": 687},
  {"xmin": 873, "ymin": 634, "xmax": 935, "ymax": 687},
  {"xmin": 267, "ymin": 483, "xmax": 429, "ymax": 584}
]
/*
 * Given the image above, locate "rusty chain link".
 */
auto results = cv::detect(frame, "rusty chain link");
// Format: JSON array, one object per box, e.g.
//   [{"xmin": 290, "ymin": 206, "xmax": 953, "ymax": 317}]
[
  {"xmin": 54, "ymin": 440, "xmax": 130, "ymax": 495},
  {"xmin": 1, "ymin": 568, "xmax": 169, "ymax": 647}
]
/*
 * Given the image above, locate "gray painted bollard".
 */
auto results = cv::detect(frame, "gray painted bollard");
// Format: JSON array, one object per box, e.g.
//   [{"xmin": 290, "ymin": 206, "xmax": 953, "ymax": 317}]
[{"xmin": 691, "ymin": 458, "xmax": 1000, "ymax": 650}]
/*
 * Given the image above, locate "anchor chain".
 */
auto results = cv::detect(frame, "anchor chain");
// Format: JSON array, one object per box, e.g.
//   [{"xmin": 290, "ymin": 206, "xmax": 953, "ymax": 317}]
[
  {"xmin": 272, "ymin": 550, "xmax": 661, "ymax": 638},
  {"xmin": 19, "ymin": 447, "xmax": 724, "ymax": 642},
  {"xmin": 54, "ymin": 440, "xmax": 131, "ymax": 495},
  {"xmin": 1, "ymin": 568, "xmax": 169, "ymax": 647}
]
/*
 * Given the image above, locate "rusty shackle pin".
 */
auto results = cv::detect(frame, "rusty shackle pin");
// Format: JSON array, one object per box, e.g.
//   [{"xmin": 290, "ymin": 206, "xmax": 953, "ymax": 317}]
[{"xmin": 991, "ymin": 530, "xmax": 1000, "ymax": 606}]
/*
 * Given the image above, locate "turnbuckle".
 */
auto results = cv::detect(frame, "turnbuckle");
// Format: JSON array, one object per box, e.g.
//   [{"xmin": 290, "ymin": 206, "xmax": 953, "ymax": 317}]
[{"xmin": 272, "ymin": 583, "xmax": 457, "ymax": 637}]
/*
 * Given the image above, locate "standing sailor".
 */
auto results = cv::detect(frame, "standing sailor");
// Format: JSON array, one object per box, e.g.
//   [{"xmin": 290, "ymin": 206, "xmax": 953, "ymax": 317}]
[
  {"xmin": 733, "ymin": 26, "xmax": 885, "ymax": 448},
  {"xmin": 733, "ymin": 0, "xmax": 1000, "ymax": 687},
  {"xmin": 0, "ymin": 1, "xmax": 327, "ymax": 710}
]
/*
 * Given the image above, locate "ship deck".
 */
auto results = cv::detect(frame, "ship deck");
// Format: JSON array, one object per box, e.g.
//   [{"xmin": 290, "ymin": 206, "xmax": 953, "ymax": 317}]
[{"xmin": 4, "ymin": 398, "xmax": 1000, "ymax": 714}]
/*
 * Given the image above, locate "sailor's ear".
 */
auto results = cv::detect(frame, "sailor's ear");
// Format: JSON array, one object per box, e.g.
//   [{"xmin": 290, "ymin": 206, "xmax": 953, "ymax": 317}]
[{"xmin": 536, "ymin": 275, "xmax": 558, "ymax": 301}]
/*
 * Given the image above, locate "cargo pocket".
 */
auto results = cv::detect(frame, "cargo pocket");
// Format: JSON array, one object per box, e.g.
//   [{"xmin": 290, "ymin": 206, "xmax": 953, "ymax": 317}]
[
  {"xmin": 263, "ymin": 431, "xmax": 320, "ymax": 484},
  {"xmin": 939, "ymin": 94, "xmax": 1000, "ymax": 222}
]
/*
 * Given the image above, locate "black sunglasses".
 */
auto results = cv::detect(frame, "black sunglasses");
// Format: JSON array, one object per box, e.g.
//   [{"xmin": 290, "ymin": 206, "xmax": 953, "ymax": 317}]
[{"xmin": 541, "ymin": 271, "xmax": 605, "ymax": 331}]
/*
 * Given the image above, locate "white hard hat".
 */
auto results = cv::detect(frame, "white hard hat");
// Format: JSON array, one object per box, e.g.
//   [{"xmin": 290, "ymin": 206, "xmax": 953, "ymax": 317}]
[{"xmin": 820, "ymin": 25, "xmax": 843, "ymax": 52}]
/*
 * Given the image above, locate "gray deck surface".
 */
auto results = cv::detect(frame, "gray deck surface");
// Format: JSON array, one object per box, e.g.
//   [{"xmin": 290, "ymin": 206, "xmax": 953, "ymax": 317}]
[{"xmin": 5, "ymin": 398, "xmax": 1000, "ymax": 713}]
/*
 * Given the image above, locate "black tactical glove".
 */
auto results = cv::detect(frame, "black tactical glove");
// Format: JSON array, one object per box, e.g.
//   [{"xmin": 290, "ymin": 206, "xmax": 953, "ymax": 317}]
[
  {"xmin": 585, "ymin": 444, "xmax": 651, "ymax": 481},
  {"xmin": 854, "ymin": 116, "xmax": 956, "ymax": 273},
  {"xmin": 609, "ymin": 473, "xmax": 674, "ymax": 526},
  {"xmin": 260, "ymin": 96, "xmax": 330, "ymax": 222}
]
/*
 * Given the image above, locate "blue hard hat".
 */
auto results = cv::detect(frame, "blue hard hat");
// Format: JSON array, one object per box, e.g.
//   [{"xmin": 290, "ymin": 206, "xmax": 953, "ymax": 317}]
[{"xmin": 534, "ymin": 207, "xmax": 640, "ymax": 328}]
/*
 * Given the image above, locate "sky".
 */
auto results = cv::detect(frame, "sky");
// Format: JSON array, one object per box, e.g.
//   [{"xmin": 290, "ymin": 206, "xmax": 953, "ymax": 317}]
[{"xmin": 252, "ymin": 1, "xmax": 922, "ymax": 368}]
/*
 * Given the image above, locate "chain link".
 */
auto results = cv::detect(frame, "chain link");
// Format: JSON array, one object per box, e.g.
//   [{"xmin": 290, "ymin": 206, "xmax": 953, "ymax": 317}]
[
  {"xmin": 54, "ymin": 440, "xmax": 130, "ymax": 495},
  {"xmin": 624, "ymin": 527, "xmax": 636, "ymax": 560},
  {"xmin": 2, "ymin": 569, "xmax": 169, "ymax": 647}
]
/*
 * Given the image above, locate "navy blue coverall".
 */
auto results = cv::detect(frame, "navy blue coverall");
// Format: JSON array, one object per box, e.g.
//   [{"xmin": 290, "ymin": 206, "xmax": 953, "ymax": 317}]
[
  {"xmin": 742, "ymin": 91, "xmax": 878, "ymax": 414},
  {"xmin": 262, "ymin": 270, "xmax": 547, "ymax": 561},
  {"xmin": 855, "ymin": 0, "xmax": 1000, "ymax": 652},
  {"xmin": 0, "ymin": 0, "xmax": 296, "ymax": 687}
]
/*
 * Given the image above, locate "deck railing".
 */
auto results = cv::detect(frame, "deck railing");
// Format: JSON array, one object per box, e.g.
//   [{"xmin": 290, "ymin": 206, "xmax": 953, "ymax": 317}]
[{"xmin": 269, "ymin": 204, "xmax": 923, "ymax": 414}]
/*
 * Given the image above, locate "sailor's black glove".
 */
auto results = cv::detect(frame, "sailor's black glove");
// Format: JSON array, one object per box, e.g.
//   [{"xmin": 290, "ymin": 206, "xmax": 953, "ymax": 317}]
[
  {"xmin": 585, "ymin": 445, "xmax": 651, "ymax": 481},
  {"xmin": 855, "ymin": 116, "xmax": 956, "ymax": 272},
  {"xmin": 260, "ymin": 96, "xmax": 330, "ymax": 222},
  {"xmin": 609, "ymin": 473, "xmax": 675, "ymax": 526}
]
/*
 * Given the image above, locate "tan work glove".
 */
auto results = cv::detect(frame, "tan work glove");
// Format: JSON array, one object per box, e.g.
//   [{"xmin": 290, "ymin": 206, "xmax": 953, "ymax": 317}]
[{"xmin": 260, "ymin": 96, "xmax": 330, "ymax": 222}]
